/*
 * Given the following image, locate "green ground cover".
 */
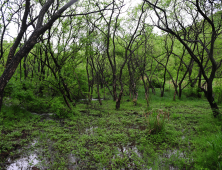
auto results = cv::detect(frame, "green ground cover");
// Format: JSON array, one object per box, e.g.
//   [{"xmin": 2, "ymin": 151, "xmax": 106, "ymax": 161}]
[{"xmin": 0, "ymin": 88, "xmax": 222, "ymax": 169}]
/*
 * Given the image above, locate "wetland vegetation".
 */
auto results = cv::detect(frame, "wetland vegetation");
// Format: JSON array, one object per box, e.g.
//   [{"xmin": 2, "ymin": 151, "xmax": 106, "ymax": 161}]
[
  {"xmin": 1, "ymin": 0, "xmax": 222, "ymax": 169},
  {"xmin": 1, "ymin": 87, "xmax": 222, "ymax": 169}
]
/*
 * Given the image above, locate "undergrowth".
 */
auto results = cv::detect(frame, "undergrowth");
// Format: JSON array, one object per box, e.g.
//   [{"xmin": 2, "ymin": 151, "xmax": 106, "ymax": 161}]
[{"xmin": 0, "ymin": 86, "xmax": 222, "ymax": 169}]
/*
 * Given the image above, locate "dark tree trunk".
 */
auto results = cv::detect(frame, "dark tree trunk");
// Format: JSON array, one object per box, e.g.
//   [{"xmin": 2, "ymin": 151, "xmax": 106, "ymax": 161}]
[
  {"xmin": 60, "ymin": 88, "xmax": 71, "ymax": 109},
  {"xmin": 161, "ymin": 53, "xmax": 170, "ymax": 97},
  {"xmin": 116, "ymin": 90, "xmax": 123, "ymax": 109},
  {"xmin": 23, "ymin": 55, "xmax": 28, "ymax": 79},
  {"xmin": 178, "ymin": 83, "xmax": 182, "ymax": 98},
  {"xmin": 62, "ymin": 81, "xmax": 75, "ymax": 106},
  {"xmin": 208, "ymin": 99, "xmax": 220, "ymax": 118},
  {"xmin": 113, "ymin": 74, "xmax": 117, "ymax": 101},
  {"xmin": 198, "ymin": 71, "xmax": 202, "ymax": 98},
  {"xmin": 142, "ymin": 76, "xmax": 150, "ymax": 106},
  {"xmin": 201, "ymin": 82, "xmax": 220, "ymax": 118},
  {"xmin": 127, "ymin": 61, "xmax": 134, "ymax": 99}
]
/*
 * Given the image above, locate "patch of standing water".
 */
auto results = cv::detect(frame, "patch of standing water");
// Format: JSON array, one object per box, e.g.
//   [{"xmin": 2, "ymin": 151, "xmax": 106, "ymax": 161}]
[
  {"xmin": 5, "ymin": 139, "xmax": 79, "ymax": 170},
  {"xmin": 31, "ymin": 112, "xmax": 54, "ymax": 120},
  {"xmin": 116, "ymin": 144, "xmax": 142, "ymax": 158},
  {"xmin": 112, "ymin": 143, "xmax": 187, "ymax": 170},
  {"xmin": 152, "ymin": 149, "xmax": 187, "ymax": 170},
  {"xmin": 6, "ymin": 140, "xmax": 40, "ymax": 170},
  {"xmin": 80, "ymin": 98, "xmax": 104, "ymax": 101},
  {"xmin": 7, "ymin": 154, "xmax": 39, "ymax": 170},
  {"xmin": 31, "ymin": 113, "xmax": 54, "ymax": 116},
  {"xmin": 163, "ymin": 149, "xmax": 186, "ymax": 159}
]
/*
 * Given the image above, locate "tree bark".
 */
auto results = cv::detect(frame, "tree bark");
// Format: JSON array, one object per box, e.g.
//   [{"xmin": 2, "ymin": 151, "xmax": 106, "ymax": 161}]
[
  {"xmin": 116, "ymin": 90, "xmax": 123, "ymax": 109},
  {"xmin": 201, "ymin": 83, "xmax": 220, "ymax": 117}
]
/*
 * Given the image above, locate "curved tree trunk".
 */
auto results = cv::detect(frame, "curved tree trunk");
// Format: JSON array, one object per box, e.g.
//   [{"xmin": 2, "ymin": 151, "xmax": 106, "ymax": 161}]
[{"xmin": 0, "ymin": 0, "xmax": 79, "ymax": 111}]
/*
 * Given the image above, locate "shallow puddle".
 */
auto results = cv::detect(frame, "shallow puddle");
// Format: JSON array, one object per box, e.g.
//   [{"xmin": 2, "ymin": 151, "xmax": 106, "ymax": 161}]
[
  {"xmin": 163, "ymin": 149, "xmax": 186, "ymax": 159},
  {"xmin": 116, "ymin": 144, "xmax": 142, "ymax": 158},
  {"xmin": 6, "ymin": 140, "xmax": 40, "ymax": 170},
  {"xmin": 7, "ymin": 154, "xmax": 39, "ymax": 170},
  {"xmin": 5, "ymin": 139, "xmax": 79, "ymax": 170},
  {"xmin": 5, "ymin": 142, "xmax": 187, "ymax": 170},
  {"xmin": 6, "ymin": 153, "xmax": 79, "ymax": 170},
  {"xmin": 4, "ymin": 125, "xmax": 190, "ymax": 170},
  {"xmin": 31, "ymin": 112, "xmax": 54, "ymax": 120}
]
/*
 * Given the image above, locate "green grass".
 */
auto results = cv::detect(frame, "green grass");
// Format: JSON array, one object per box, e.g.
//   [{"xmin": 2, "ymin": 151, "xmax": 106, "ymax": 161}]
[{"xmin": 0, "ymin": 88, "xmax": 222, "ymax": 169}]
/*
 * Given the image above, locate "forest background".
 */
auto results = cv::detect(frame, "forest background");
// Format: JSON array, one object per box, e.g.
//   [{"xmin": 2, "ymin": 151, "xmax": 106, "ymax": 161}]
[{"xmin": 0, "ymin": 0, "xmax": 222, "ymax": 169}]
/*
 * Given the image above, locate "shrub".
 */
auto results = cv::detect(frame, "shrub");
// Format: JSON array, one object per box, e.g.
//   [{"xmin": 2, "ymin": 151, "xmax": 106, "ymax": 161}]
[
  {"xmin": 4, "ymin": 80, "xmax": 36, "ymax": 103},
  {"xmin": 50, "ymin": 97, "xmax": 75, "ymax": 119},
  {"xmin": 184, "ymin": 87, "xmax": 201, "ymax": 98},
  {"xmin": 150, "ymin": 79, "xmax": 162, "ymax": 88},
  {"xmin": 26, "ymin": 99, "xmax": 50, "ymax": 113}
]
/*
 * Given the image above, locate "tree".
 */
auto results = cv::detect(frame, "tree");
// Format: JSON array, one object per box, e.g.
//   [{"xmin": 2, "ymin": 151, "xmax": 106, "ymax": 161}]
[
  {"xmin": 0, "ymin": 0, "xmax": 113, "ymax": 111},
  {"xmin": 144, "ymin": 0, "xmax": 222, "ymax": 117},
  {"xmin": 0, "ymin": 0, "xmax": 24, "ymax": 65},
  {"xmin": 90, "ymin": 0, "xmax": 147, "ymax": 109},
  {"xmin": 0, "ymin": 0, "xmax": 80, "ymax": 111}
]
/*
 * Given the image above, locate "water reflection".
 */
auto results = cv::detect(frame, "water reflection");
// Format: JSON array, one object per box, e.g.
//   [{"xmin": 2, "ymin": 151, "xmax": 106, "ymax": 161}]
[
  {"xmin": 7, "ymin": 154, "xmax": 39, "ymax": 170},
  {"xmin": 6, "ymin": 140, "xmax": 78, "ymax": 170},
  {"xmin": 116, "ymin": 143, "xmax": 142, "ymax": 158},
  {"xmin": 5, "ymin": 126, "xmax": 189, "ymax": 170},
  {"xmin": 6, "ymin": 140, "xmax": 40, "ymax": 170}
]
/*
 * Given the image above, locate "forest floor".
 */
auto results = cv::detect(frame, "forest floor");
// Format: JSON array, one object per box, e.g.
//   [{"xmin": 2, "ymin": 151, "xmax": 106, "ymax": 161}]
[{"xmin": 0, "ymin": 90, "xmax": 222, "ymax": 170}]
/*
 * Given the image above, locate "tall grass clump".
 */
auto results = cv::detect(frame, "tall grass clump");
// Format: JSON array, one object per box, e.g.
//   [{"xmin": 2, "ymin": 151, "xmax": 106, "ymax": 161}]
[{"xmin": 144, "ymin": 108, "xmax": 169, "ymax": 134}]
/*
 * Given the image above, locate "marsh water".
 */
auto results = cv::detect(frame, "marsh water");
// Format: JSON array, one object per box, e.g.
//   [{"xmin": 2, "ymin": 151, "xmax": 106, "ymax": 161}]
[
  {"xmin": 5, "ymin": 140, "xmax": 185, "ymax": 170},
  {"xmin": 6, "ymin": 140, "xmax": 79, "ymax": 170},
  {"xmin": 3, "ymin": 105, "xmax": 192, "ymax": 170},
  {"xmin": 5, "ymin": 122, "xmax": 187, "ymax": 170}
]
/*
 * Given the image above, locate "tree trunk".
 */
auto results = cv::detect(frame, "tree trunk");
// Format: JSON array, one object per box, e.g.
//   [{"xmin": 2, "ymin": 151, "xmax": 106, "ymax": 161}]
[
  {"xmin": 116, "ymin": 90, "xmax": 123, "ymax": 109},
  {"xmin": 60, "ymin": 89, "xmax": 71, "ymax": 110},
  {"xmin": 178, "ymin": 83, "xmax": 182, "ymax": 99},
  {"xmin": 23, "ymin": 55, "xmax": 28, "ymax": 79},
  {"xmin": 198, "ymin": 71, "xmax": 202, "ymax": 98},
  {"xmin": 113, "ymin": 74, "xmax": 117, "ymax": 101},
  {"xmin": 96, "ymin": 74, "xmax": 102, "ymax": 105},
  {"xmin": 208, "ymin": 99, "xmax": 220, "ymax": 118},
  {"xmin": 201, "ymin": 82, "xmax": 220, "ymax": 118},
  {"xmin": 206, "ymin": 93, "xmax": 220, "ymax": 118},
  {"xmin": 62, "ymin": 81, "xmax": 75, "ymax": 106},
  {"xmin": 161, "ymin": 84, "xmax": 165, "ymax": 97},
  {"xmin": 142, "ymin": 75, "xmax": 149, "ymax": 106},
  {"xmin": 161, "ymin": 54, "xmax": 170, "ymax": 97},
  {"xmin": 0, "ymin": 32, "xmax": 39, "ymax": 111},
  {"xmin": 103, "ymin": 84, "xmax": 105, "ymax": 99}
]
